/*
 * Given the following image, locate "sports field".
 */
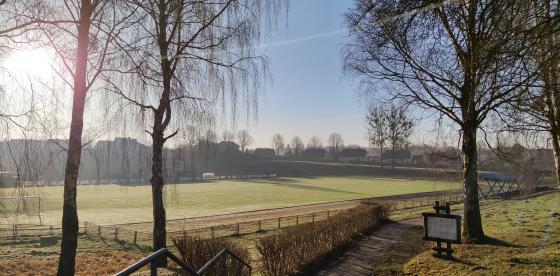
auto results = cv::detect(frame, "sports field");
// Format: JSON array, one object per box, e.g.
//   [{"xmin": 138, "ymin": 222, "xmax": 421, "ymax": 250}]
[{"xmin": 2, "ymin": 177, "xmax": 461, "ymax": 225}]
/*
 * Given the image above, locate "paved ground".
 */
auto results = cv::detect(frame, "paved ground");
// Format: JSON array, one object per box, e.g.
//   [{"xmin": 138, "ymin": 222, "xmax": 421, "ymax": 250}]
[{"xmin": 316, "ymin": 218, "xmax": 423, "ymax": 276}]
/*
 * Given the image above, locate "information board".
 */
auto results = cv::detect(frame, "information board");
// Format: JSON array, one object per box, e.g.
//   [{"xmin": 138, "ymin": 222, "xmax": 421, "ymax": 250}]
[{"xmin": 422, "ymin": 213, "xmax": 461, "ymax": 243}]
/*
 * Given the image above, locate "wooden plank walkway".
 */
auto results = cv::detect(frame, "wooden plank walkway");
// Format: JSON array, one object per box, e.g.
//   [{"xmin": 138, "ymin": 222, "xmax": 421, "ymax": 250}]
[{"xmin": 316, "ymin": 218, "xmax": 423, "ymax": 276}]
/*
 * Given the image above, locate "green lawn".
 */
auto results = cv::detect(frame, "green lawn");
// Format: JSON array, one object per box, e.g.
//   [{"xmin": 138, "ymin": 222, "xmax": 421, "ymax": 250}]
[
  {"xmin": 2, "ymin": 177, "xmax": 459, "ymax": 225},
  {"xmin": 401, "ymin": 192, "xmax": 560, "ymax": 275}
]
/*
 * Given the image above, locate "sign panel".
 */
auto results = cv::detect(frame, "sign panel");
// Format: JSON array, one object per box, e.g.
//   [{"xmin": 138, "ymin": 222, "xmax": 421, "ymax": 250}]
[{"xmin": 422, "ymin": 213, "xmax": 461, "ymax": 243}]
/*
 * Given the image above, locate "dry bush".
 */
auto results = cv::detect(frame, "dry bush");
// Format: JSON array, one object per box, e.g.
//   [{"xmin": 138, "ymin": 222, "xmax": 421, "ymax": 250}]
[
  {"xmin": 256, "ymin": 203, "xmax": 389, "ymax": 275},
  {"xmin": 172, "ymin": 235, "xmax": 251, "ymax": 275}
]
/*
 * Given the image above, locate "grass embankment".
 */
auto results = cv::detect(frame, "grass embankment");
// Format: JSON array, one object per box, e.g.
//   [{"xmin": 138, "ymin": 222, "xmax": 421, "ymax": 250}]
[
  {"xmin": 2, "ymin": 177, "xmax": 459, "ymax": 225},
  {"xmin": 380, "ymin": 192, "xmax": 560, "ymax": 275},
  {"xmin": 0, "ymin": 234, "xmax": 149, "ymax": 275}
]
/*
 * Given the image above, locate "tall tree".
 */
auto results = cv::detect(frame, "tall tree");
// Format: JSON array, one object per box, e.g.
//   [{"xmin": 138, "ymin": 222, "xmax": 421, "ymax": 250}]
[
  {"xmin": 345, "ymin": 0, "xmax": 533, "ymax": 240},
  {"xmin": 237, "ymin": 130, "xmax": 253, "ymax": 152},
  {"xmin": 385, "ymin": 105, "xmax": 414, "ymax": 169},
  {"xmin": 111, "ymin": 1, "xmax": 284, "ymax": 264},
  {"xmin": 271, "ymin": 133, "xmax": 285, "ymax": 156},
  {"xmin": 367, "ymin": 105, "xmax": 387, "ymax": 167},
  {"xmin": 327, "ymin": 133, "xmax": 344, "ymax": 160}
]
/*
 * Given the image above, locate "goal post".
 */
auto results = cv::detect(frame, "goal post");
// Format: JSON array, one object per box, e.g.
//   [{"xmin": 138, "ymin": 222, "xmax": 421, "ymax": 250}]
[{"xmin": 0, "ymin": 196, "xmax": 43, "ymax": 225}]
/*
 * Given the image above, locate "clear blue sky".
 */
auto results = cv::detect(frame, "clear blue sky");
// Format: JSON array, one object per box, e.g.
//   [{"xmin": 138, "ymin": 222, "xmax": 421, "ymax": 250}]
[{"xmin": 248, "ymin": 0, "xmax": 369, "ymax": 148}]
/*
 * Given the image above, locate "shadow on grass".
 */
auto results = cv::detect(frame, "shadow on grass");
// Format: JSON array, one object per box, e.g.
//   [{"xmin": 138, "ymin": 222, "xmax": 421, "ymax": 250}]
[
  {"xmin": 242, "ymin": 178, "xmax": 361, "ymax": 195},
  {"xmin": 471, "ymin": 235, "xmax": 523, "ymax": 248}
]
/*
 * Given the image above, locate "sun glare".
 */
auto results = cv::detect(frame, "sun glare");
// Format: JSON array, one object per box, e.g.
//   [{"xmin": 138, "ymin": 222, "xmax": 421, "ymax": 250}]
[{"xmin": 3, "ymin": 48, "xmax": 55, "ymax": 80}]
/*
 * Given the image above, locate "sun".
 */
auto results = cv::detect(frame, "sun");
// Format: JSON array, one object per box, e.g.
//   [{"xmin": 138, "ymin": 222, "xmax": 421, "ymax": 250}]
[{"xmin": 3, "ymin": 48, "xmax": 55, "ymax": 80}]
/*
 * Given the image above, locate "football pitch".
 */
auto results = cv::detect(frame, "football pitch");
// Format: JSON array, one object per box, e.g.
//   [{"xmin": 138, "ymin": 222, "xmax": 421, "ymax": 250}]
[{"xmin": 2, "ymin": 177, "xmax": 461, "ymax": 225}]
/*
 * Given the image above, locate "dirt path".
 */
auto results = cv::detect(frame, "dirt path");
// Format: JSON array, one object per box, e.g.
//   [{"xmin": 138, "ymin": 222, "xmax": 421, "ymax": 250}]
[{"xmin": 316, "ymin": 218, "xmax": 423, "ymax": 276}]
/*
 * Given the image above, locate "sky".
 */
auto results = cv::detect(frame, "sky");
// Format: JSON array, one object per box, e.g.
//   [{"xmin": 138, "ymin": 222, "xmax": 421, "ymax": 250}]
[{"xmin": 242, "ymin": 0, "xmax": 369, "ymax": 148}]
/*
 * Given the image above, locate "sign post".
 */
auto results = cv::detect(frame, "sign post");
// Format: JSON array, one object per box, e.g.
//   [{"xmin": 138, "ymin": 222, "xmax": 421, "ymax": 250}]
[{"xmin": 422, "ymin": 201, "xmax": 461, "ymax": 259}]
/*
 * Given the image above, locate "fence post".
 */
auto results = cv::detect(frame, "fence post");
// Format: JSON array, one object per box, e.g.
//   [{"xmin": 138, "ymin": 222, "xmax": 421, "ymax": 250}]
[
  {"xmin": 312, "ymin": 213, "xmax": 315, "ymax": 223},
  {"xmin": 296, "ymin": 215, "xmax": 299, "ymax": 225},
  {"xmin": 114, "ymin": 228, "xmax": 119, "ymax": 240},
  {"xmin": 12, "ymin": 224, "xmax": 16, "ymax": 242},
  {"xmin": 327, "ymin": 211, "xmax": 330, "ymax": 218},
  {"xmin": 84, "ymin": 222, "xmax": 88, "ymax": 234},
  {"xmin": 236, "ymin": 223, "xmax": 240, "ymax": 235},
  {"xmin": 49, "ymin": 225, "xmax": 54, "ymax": 236},
  {"xmin": 257, "ymin": 220, "xmax": 262, "ymax": 232},
  {"xmin": 278, "ymin": 217, "xmax": 281, "ymax": 229},
  {"xmin": 98, "ymin": 226, "xmax": 101, "ymax": 237},
  {"xmin": 210, "ymin": 227, "xmax": 215, "ymax": 239}
]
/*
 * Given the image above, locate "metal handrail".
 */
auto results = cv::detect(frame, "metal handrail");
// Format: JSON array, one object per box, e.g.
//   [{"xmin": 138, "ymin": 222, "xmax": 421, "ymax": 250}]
[
  {"xmin": 115, "ymin": 248, "xmax": 197, "ymax": 276},
  {"xmin": 196, "ymin": 248, "xmax": 252, "ymax": 275},
  {"xmin": 115, "ymin": 247, "xmax": 251, "ymax": 276}
]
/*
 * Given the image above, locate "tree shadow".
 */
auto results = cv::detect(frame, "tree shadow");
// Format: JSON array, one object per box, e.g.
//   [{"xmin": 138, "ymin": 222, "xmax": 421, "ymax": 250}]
[
  {"xmin": 471, "ymin": 235, "xmax": 523, "ymax": 248},
  {"xmin": 243, "ymin": 179, "xmax": 361, "ymax": 195}
]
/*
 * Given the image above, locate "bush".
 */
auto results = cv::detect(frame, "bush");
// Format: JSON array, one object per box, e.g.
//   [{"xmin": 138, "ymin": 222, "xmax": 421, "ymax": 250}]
[
  {"xmin": 172, "ymin": 235, "xmax": 251, "ymax": 275},
  {"xmin": 256, "ymin": 203, "xmax": 389, "ymax": 275}
]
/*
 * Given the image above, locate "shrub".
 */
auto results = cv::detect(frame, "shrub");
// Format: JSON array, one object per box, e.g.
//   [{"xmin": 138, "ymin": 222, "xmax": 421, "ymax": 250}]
[
  {"xmin": 172, "ymin": 235, "xmax": 251, "ymax": 275},
  {"xmin": 256, "ymin": 203, "xmax": 389, "ymax": 275}
]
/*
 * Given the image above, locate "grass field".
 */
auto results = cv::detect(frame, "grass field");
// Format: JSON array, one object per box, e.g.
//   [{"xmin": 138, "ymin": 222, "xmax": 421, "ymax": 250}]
[
  {"xmin": 379, "ymin": 192, "xmax": 560, "ymax": 275},
  {"xmin": 1, "ymin": 177, "xmax": 460, "ymax": 225}
]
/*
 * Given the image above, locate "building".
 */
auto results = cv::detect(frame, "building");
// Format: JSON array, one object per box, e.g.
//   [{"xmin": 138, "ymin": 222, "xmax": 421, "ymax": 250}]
[{"xmin": 339, "ymin": 148, "xmax": 367, "ymax": 162}]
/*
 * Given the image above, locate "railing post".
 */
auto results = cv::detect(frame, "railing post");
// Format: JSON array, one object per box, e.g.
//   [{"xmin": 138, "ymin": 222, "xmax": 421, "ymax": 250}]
[
  {"xmin": 134, "ymin": 231, "xmax": 138, "ymax": 245},
  {"xmin": 150, "ymin": 260, "xmax": 157, "ymax": 276}
]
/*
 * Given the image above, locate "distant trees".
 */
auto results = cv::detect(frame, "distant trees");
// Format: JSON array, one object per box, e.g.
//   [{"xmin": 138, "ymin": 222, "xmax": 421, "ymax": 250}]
[
  {"xmin": 367, "ymin": 106, "xmax": 387, "ymax": 167},
  {"xmin": 222, "ymin": 131, "xmax": 234, "ymax": 142},
  {"xmin": 290, "ymin": 136, "xmax": 304, "ymax": 157},
  {"xmin": 271, "ymin": 134, "xmax": 285, "ymax": 156},
  {"xmin": 386, "ymin": 106, "xmax": 413, "ymax": 169},
  {"xmin": 327, "ymin": 133, "xmax": 344, "ymax": 160},
  {"xmin": 307, "ymin": 136, "xmax": 323, "ymax": 149},
  {"xmin": 345, "ymin": 0, "xmax": 534, "ymax": 240},
  {"xmin": 237, "ymin": 130, "xmax": 253, "ymax": 153},
  {"xmin": 367, "ymin": 105, "xmax": 413, "ymax": 168}
]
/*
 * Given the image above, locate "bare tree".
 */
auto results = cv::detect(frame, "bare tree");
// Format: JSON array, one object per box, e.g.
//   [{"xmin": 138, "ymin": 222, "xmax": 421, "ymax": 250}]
[
  {"xmin": 271, "ymin": 133, "xmax": 284, "ymax": 156},
  {"xmin": 345, "ymin": 0, "xmax": 533, "ymax": 240},
  {"xmin": 385, "ymin": 105, "xmax": 413, "ymax": 169},
  {"xmin": 327, "ymin": 133, "xmax": 344, "ymax": 160},
  {"xmin": 307, "ymin": 136, "xmax": 322, "ymax": 149},
  {"xmin": 4, "ymin": 1, "xmax": 133, "ymax": 273},
  {"xmin": 109, "ymin": 1, "xmax": 284, "ymax": 264},
  {"xmin": 367, "ymin": 105, "xmax": 387, "ymax": 167},
  {"xmin": 237, "ymin": 130, "xmax": 253, "ymax": 153},
  {"xmin": 290, "ymin": 136, "xmax": 304, "ymax": 157},
  {"xmin": 506, "ymin": 0, "xmax": 560, "ymax": 189}
]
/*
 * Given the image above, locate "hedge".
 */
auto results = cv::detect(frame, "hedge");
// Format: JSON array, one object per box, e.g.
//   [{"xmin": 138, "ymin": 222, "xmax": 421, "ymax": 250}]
[{"xmin": 256, "ymin": 203, "xmax": 389, "ymax": 275}]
